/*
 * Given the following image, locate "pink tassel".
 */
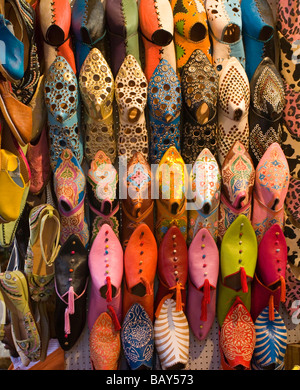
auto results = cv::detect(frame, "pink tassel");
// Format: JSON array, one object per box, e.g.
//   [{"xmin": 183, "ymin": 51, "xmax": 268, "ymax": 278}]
[
  {"xmin": 65, "ymin": 308, "xmax": 71, "ymax": 335},
  {"xmin": 68, "ymin": 286, "xmax": 75, "ymax": 315}
]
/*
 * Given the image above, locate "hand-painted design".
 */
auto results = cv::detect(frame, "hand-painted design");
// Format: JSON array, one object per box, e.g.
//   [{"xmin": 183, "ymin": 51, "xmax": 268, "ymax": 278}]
[
  {"xmin": 154, "ymin": 298, "xmax": 189, "ymax": 370},
  {"xmin": 127, "ymin": 162, "xmax": 151, "ymax": 190},
  {"xmin": 171, "ymin": 0, "xmax": 211, "ymax": 74},
  {"xmin": 148, "ymin": 59, "xmax": 181, "ymax": 164},
  {"xmin": 54, "ymin": 149, "xmax": 89, "ymax": 247},
  {"xmin": 252, "ymin": 306, "xmax": 287, "ymax": 370},
  {"xmin": 256, "ymin": 153, "xmax": 289, "ymax": 192}
]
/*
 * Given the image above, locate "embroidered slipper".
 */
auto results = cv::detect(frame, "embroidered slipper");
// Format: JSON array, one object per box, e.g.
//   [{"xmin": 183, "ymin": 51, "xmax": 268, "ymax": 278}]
[
  {"xmin": 89, "ymin": 312, "xmax": 121, "ymax": 370},
  {"xmin": 219, "ymin": 296, "xmax": 255, "ymax": 370},
  {"xmin": 71, "ymin": 0, "xmax": 107, "ymax": 73},
  {"xmin": 106, "ymin": 0, "xmax": 140, "ymax": 77},
  {"xmin": 138, "ymin": 0, "xmax": 176, "ymax": 82},
  {"xmin": 181, "ymin": 49, "xmax": 219, "ymax": 164},
  {"xmin": 79, "ymin": 48, "xmax": 116, "ymax": 164},
  {"xmin": 87, "ymin": 151, "xmax": 119, "ymax": 245},
  {"xmin": 123, "ymin": 224, "xmax": 157, "ymax": 322},
  {"xmin": 121, "ymin": 303, "xmax": 154, "ymax": 370},
  {"xmin": 45, "ymin": 56, "xmax": 83, "ymax": 171},
  {"xmin": 121, "ymin": 152, "xmax": 153, "ymax": 250},
  {"xmin": 88, "ymin": 224, "xmax": 123, "ymax": 331},
  {"xmin": 241, "ymin": 0, "xmax": 278, "ymax": 82},
  {"xmin": 217, "ymin": 57, "xmax": 250, "ymax": 166},
  {"xmin": 188, "ymin": 148, "xmax": 221, "ymax": 245},
  {"xmin": 252, "ymin": 142, "xmax": 290, "ymax": 243},
  {"xmin": 0, "ymin": 270, "xmax": 41, "ymax": 362},
  {"xmin": 187, "ymin": 228, "xmax": 219, "ymax": 340},
  {"xmin": 154, "ymin": 298, "xmax": 189, "ymax": 370},
  {"xmin": 171, "ymin": 0, "xmax": 212, "ymax": 76},
  {"xmin": 148, "ymin": 59, "xmax": 181, "ymax": 165},
  {"xmin": 218, "ymin": 141, "xmax": 255, "ymax": 241},
  {"xmin": 54, "ymin": 234, "xmax": 89, "ymax": 351},
  {"xmin": 155, "ymin": 226, "xmax": 188, "ymax": 315},
  {"xmin": 53, "ymin": 149, "xmax": 89, "ymax": 248},
  {"xmin": 251, "ymin": 306, "xmax": 287, "ymax": 370},
  {"xmin": 205, "ymin": 0, "xmax": 245, "ymax": 73},
  {"xmin": 155, "ymin": 146, "xmax": 188, "ymax": 244},
  {"xmin": 249, "ymin": 57, "xmax": 285, "ymax": 167},
  {"xmin": 115, "ymin": 55, "xmax": 149, "ymax": 164}
]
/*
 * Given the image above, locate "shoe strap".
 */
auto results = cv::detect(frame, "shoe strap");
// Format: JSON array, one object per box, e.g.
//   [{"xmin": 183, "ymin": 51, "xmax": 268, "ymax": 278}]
[{"xmin": 39, "ymin": 209, "xmax": 61, "ymax": 267}]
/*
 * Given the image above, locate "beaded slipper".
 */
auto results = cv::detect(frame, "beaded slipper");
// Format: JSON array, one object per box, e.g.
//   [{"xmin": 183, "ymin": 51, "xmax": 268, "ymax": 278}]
[
  {"xmin": 54, "ymin": 234, "xmax": 89, "ymax": 351},
  {"xmin": 187, "ymin": 228, "xmax": 219, "ymax": 341},
  {"xmin": 79, "ymin": 48, "xmax": 116, "ymax": 164},
  {"xmin": 217, "ymin": 57, "xmax": 250, "ymax": 166},
  {"xmin": 106, "ymin": 0, "xmax": 140, "ymax": 77},
  {"xmin": 181, "ymin": 49, "xmax": 219, "ymax": 164},
  {"xmin": 45, "ymin": 56, "xmax": 83, "ymax": 171},
  {"xmin": 249, "ymin": 58, "xmax": 285, "ymax": 167},
  {"xmin": 171, "ymin": 0, "xmax": 212, "ymax": 76},
  {"xmin": 155, "ymin": 226, "xmax": 188, "ymax": 314},
  {"xmin": 115, "ymin": 55, "xmax": 149, "ymax": 164},
  {"xmin": 87, "ymin": 151, "xmax": 119, "ymax": 245},
  {"xmin": 88, "ymin": 224, "xmax": 123, "ymax": 330},
  {"xmin": 148, "ymin": 59, "xmax": 181, "ymax": 164},
  {"xmin": 123, "ymin": 224, "xmax": 157, "ymax": 322},
  {"xmin": 188, "ymin": 148, "xmax": 221, "ymax": 244}
]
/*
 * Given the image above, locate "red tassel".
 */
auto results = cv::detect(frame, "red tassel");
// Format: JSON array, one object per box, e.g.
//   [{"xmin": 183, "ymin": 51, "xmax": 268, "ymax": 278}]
[
  {"xmin": 107, "ymin": 305, "xmax": 121, "ymax": 331},
  {"xmin": 106, "ymin": 276, "xmax": 112, "ymax": 302},
  {"xmin": 240, "ymin": 267, "xmax": 248, "ymax": 293},
  {"xmin": 200, "ymin": 280, "xmax": 211, "ymax": 322},
  {"xmin": 269, "ymin": 295, "xmax": 275, "ymax": 321},
  {"xmin": 280, "ymin": 275, "xmax": 286, "ymax": 303}
]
